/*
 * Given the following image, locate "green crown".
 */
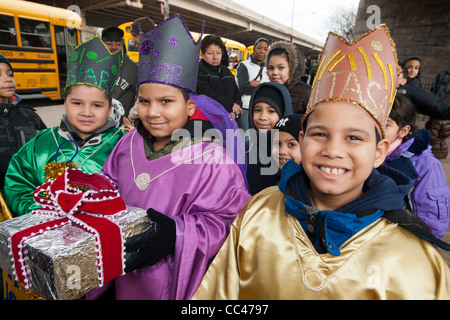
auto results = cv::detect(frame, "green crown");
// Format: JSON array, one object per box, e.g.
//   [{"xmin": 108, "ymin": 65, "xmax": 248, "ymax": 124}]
[{"xmin": 66, "ymin": 36, "xmax": 123, "ymax": 96}]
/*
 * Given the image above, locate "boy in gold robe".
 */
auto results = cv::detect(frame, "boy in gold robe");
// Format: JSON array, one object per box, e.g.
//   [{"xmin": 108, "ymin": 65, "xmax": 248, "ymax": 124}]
[{"xmin": 193, "ymin": 25, "xmax": 450, "ymax": 300}]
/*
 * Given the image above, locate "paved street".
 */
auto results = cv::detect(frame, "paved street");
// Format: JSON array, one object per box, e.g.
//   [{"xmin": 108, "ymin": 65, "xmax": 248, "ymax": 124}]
[{"xmin": 33, "ymin": 103, "xmax": 450, "ymax": 265}]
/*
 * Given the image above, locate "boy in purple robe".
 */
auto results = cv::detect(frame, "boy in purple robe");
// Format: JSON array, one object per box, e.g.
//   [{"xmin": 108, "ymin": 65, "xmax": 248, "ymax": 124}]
[{"xmin": 99, "ymin": 14, "xmax": 250, "ymax": 300}]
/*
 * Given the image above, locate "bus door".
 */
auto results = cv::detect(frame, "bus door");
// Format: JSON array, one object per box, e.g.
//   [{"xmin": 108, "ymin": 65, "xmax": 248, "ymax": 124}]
[{"xmin": 53, "ymin": 26, "xmax": 77, "ymax": 96}]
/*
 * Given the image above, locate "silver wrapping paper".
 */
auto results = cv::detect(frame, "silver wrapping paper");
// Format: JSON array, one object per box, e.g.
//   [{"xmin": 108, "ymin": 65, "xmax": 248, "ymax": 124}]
[{"xmin": 0, "ymin": 207, "xmax": 154, "ymax": 300}]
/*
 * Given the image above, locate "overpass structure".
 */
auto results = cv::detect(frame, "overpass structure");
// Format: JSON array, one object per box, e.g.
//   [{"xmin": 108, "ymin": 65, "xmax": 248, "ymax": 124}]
[{"xmin": 35, "ymin": 0, "xmax": 324, "ymax": 58}]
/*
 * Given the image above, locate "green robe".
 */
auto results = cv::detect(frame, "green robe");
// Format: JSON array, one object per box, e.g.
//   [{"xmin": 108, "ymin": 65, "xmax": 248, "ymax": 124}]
[{"xmin": 4, "ymin": 126, "xmax": 125, "ymax": 216}]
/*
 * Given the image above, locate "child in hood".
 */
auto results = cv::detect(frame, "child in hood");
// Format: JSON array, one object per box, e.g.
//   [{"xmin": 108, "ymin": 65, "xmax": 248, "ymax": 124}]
[
  {"xmin": 384, "ymin": 93, "xmax": 449, "ymax": 239},
  {"xmin": 0, "ymin": 54, "xmax": 46, "ymax": 194},
  {"xmin": 246, "ymin": 81, "xmax": 293, "ymax": 194}
]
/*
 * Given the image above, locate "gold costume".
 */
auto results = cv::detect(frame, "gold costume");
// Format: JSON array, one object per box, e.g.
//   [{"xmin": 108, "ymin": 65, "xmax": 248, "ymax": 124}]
[
  {"xmin": 193, "ymin": 186, "xmax": 450, "ymax": 300},
  {"xmin": 194, "ymin": 24, "xmax": 450, "ymax": 300}
]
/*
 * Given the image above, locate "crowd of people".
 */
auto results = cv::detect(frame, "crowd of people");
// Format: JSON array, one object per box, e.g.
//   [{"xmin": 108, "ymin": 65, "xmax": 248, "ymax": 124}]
[{"xmin": 1, "ymin": 12, "xmax": 450, "ymax": 300}]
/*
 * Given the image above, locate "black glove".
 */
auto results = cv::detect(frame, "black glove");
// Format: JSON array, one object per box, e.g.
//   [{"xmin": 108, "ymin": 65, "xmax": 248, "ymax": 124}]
[{"xmin": 125, "ymin": 208, "xmax": 176, "ymax": 273}]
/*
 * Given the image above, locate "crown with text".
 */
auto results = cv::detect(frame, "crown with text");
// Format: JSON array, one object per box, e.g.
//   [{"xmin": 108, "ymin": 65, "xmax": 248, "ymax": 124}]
[
  {"xmin": 137, "ymin": 14, "xmax": 204, "ymax": 93},
  {"xmin": 66, "ymin": 36, "xmax": 123, "ymax": 96},
  {"xmin": 304, "ymin": 24, "xmax": 400, "ymax": 137}
]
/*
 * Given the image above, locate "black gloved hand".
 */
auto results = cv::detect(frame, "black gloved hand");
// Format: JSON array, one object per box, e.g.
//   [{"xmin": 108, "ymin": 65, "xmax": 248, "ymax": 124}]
[{"xmin": 125, "ymin": 208, "xmax": 176, "ymax": 273}]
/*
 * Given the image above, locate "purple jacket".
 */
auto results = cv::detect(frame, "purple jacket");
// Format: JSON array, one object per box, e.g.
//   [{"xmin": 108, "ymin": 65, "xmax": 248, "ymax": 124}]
[{"xmin": 384, "ymin": 129, "xmax": 449, "ymax": 239}]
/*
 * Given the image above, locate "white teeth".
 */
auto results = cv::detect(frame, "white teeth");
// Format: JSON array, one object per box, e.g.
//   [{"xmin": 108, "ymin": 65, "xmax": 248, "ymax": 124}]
[{"xmin": 320, "ymin": 166, "xmax": 345, "ymax": 175}]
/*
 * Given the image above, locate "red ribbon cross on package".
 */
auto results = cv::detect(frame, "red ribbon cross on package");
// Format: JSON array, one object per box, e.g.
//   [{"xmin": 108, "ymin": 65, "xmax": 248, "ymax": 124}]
[{"xmin": 9, "ymin": 168, "xmax": 127, "ymax": 289}]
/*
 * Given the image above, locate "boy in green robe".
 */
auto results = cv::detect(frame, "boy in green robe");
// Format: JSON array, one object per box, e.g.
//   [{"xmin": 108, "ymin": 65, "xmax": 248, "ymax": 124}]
[{"xmin": 5, "ymin": 36, "xmax": 126, "ymax": 216}]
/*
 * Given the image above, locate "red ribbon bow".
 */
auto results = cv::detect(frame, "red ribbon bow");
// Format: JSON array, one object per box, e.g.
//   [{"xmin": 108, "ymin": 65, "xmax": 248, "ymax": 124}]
[{"xmin": 10, "ymin": 168, "xmax": 127, "ymax": 290}]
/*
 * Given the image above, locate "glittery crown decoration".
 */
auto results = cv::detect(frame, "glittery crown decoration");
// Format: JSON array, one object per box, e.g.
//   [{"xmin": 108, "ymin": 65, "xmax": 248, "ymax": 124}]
[
  {"xmin": 66, "ymin": 36, "xmax": 123, "ymax": 96},
  {"xmin": 304, "ymin": 24, "xmax": 400, "ymax": 137},
  {"xmin": 137, "ymin": 14, "xmax": 204, "ymax": 93}
]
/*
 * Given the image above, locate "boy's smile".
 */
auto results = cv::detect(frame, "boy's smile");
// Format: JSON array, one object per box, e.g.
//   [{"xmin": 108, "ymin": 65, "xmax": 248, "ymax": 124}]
[
  {"xmin": 272, "ymin": 131, "xmax": 301, "ymax": 170},
  {"xmin": 299, "ymin": 102, "xmax": 389, "ymax": 210},
  {"xmin": 252, "ymin": 102, "xmax": 280, "ymax": 132},
  {"xmin": 137, "ymin": 83, "xmax": 196, "ymax": 150}
]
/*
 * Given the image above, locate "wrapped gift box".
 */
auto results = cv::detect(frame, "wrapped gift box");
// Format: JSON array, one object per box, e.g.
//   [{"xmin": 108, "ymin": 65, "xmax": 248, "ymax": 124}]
[{"xmin": 0, "ymin": 206, "xmax": 153, "ymax": 300}]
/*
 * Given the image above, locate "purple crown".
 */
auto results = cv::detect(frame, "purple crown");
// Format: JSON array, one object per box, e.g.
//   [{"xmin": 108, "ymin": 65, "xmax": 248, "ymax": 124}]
[{"xmin": 137, "ymin": 14, "xmax": 204, "ymax": 93}]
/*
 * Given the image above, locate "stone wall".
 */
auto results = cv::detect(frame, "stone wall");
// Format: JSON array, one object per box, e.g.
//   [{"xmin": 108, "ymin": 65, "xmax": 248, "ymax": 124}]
[{"xmin": 354, "ymin": 0, "xmax": 450, "ymax": 85}]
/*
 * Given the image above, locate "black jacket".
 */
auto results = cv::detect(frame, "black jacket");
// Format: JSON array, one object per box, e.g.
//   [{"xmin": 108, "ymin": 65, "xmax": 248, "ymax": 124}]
[
  {"xmin": 196, "ymin": 59, "xmax": 241, "ymax": 113},
  {"xmin": 398, "ymin": 83, "xmax": 450, "ymax": 119},
  {"xmin": 112, "ymin": 54, "xmax": 138, "ymax": 118},
  {"xmin": 0, "ymin": 99, "xmax": 46, "ymax": 188}
]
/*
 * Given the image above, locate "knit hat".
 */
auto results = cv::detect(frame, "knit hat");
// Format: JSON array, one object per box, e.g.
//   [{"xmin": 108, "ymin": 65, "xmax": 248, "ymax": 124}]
[
  {"xmin": 274, "ymin": 114, "xmax": 303, "ymax": 141},
  {"xmin": 254, "ymin": 37, "xmax": 269, "ymax": 47},
  {"xmin": 101, "ymin": 26, "xmax": 124, "ymax": 42},
  {"xmin": 0, "ymin": 54, "xmax": 13, "ymax": 75},
  {"xmin": 253, "ymin": 84, "xmax": 284, "ymax": 117},
  {"xmin": 131, "ymin": 16, "xmax": 155, "ymax": 35}
]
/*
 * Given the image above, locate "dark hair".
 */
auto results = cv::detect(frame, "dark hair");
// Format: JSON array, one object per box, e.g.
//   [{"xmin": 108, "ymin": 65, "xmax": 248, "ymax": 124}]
[
  {"xmin": 267, "ymin": 46, "xmax": 289, "ymax": 65},
  {"xmin": 200, "ymin": 35, "xmax": 224, "ymax": 55},
  {"xmin": 389, "ymin": 94, "xmax": 417, "ymax": 141},
  {"xmin": 400, "ymin": 67, "xmax": 409, "ymax": 80},
  {"xmin": 180, "ymin": 88, "xmax": 191, "ymax": 102},
  {"xmin": 402, "ymin": 56, "xmax": 421, "ymax": 78},
  {"xmin": 64, "ymin": 84, "xmax": 112, "ymax": 105},
  {"xmin": 137, "ymin": 83, "xmax": 191, "ymax": 102}
]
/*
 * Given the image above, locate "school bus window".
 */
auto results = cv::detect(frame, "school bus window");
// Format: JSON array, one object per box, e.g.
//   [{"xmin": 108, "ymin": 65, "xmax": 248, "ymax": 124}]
[
  {"xmin": 54, "ymin": 29, "xmax": 64, "ymax": 47},
  {"xmin": 0, "ymin": 15, "xmax": 17, "ymax": 46},
  {"xmin": 19, "ymin": 18, "xmax": 51, "ymax": 48},
  {"xmin": 67, "ymin": 28, "xmax": 78, "ymax": 47},
  {"xmin": 127, "ymin": 38, "xmax": 138, "ymax": 52}
]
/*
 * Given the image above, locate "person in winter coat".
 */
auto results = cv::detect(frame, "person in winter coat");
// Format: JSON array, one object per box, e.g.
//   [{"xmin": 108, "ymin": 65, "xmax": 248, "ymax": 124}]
[
  {"xmin": 102, "ymin": 26, "xmax": 138, "ymax": 121},
  {"xmin": 398, "ymin": 68, "xmax": 450, "ymax": 119},
  {"xmin": 235, "ymin": 38, "xmax": 270, "ymax": 132},
  {"xmin": 403, "ymin": 56, "xmax": 421, "ymax": 87},
  {"xmin": 196, "ymin": 35, "xmax": 242, "ymax": 119},
  {"xmin": 266, "ymin": 41, "xmax": 311, "ymax": 114},
  {"xmin": 384, "ymin": 94, "xmax": 449, "ymax": 239},
  {"xmin": 246, "ymin": 82, "xmax": 293, "ymax": 195},
  {"xmin": 0, "ymin": 54, "xmax": 46, "ymax": 193}
]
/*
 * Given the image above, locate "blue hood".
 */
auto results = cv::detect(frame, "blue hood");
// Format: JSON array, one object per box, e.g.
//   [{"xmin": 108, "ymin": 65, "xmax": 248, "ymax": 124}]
[{"xmin": 278, "ymin": 160, "xmax": 413, "ymax": 255}]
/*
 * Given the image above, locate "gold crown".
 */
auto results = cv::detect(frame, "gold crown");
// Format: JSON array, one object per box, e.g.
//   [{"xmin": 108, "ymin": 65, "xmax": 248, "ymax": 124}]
[{"xmin": 303, "ymin": 24, "xmax": 400, "ymax": 137}]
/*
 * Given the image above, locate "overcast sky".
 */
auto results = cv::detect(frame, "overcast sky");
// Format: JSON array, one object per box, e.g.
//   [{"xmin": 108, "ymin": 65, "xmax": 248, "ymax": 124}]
[{"xmin": 231, "ymin": 0, "xmax": 360, "ymax": 43}]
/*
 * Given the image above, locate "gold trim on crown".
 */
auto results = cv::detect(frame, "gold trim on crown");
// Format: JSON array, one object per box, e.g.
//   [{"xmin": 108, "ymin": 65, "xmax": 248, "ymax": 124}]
[{"xmin": 303, "ymin": 24, "xmax": 400, "ymax": 138}]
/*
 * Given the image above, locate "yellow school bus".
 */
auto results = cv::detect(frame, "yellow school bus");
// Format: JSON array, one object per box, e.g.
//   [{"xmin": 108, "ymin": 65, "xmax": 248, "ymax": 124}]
[
  {"xmin": 0, "ymin": 0, "xmax": 82, "ymax": 100},
  {"xmin": 118, "ymin": 21, "xmax": 247, "ymax": 74}
]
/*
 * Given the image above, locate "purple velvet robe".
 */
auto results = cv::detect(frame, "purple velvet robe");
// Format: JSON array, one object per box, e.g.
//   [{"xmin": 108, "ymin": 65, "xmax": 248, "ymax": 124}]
[{"xmin": 100, "ymin": 129, "xmax": 250, "ymax": 299}]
